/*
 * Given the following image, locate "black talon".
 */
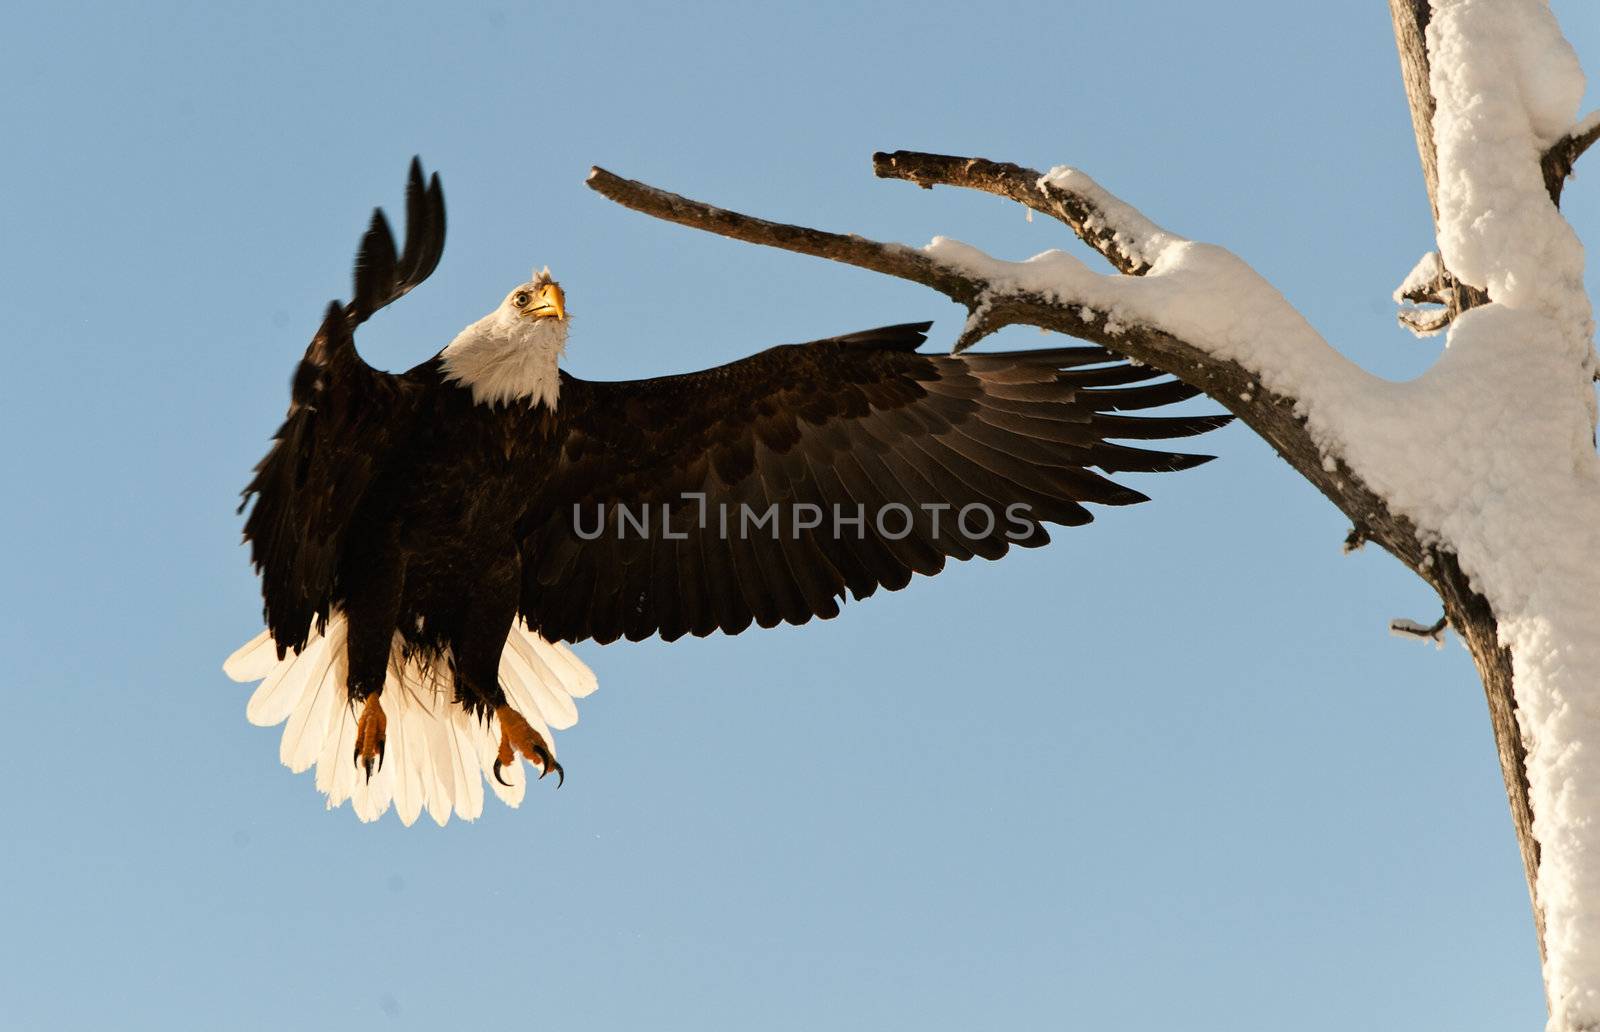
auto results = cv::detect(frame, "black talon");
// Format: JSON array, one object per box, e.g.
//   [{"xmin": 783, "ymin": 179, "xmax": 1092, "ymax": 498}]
[
  {"xmin": 539, "ymin": 757, "xmax": 564, "ymax": 788},
  {"xmin": 493, "ymin": 759, "xmax": 512, "ymax": 787}
]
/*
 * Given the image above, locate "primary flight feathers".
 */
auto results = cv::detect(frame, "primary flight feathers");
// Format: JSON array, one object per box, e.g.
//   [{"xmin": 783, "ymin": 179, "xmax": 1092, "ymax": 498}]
[
  {"xmin": 521, "ymin": 329, "xmax": 1226, "ymax": 644},
  {"xmin": 227, "ymin": 159, "xmax": 1229, "ymax": 824}
]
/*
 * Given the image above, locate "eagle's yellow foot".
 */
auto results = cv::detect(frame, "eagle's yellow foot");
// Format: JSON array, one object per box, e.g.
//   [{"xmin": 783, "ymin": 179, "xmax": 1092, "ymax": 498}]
[
  {"xmin": 494, "ymin": 705, "xmax": 563, "ymax": 788},
  {"xmin": 352, "ymin": 694, "xmax": 387, "ymax": 780}
]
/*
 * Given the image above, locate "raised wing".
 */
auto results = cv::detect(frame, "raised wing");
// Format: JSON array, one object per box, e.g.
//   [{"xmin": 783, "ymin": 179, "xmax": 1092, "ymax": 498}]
[
  {"xmin": 520, "ymin": 322, "xmax": 1228, "ymax": 645},
  {"xmin": 239, "ymin": 159, "xmax": 445, "ymax": 655},
  {"xmin": 349, "ymin": 158, "xmax": 446, "ymax": 324}
]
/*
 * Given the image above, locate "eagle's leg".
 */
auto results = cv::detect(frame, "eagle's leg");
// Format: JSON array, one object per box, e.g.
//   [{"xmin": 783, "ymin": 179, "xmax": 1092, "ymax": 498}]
[
  {"xmin": 353, "ymin": 694, "xmax": 386, "ymax": 777},
  {"xmin": 343, "ymin": 535, "xmax": 405, "ymax": 779},
  {"xmin": 454, "ymin": 546, "xmax": 562, "ymax": 788}
]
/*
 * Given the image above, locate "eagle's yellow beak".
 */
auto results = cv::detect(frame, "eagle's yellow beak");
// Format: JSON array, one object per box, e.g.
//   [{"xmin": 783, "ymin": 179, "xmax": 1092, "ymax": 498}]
[{"xmin": 525, "ymin": 281, "xmax": 565, "ymax": 321}]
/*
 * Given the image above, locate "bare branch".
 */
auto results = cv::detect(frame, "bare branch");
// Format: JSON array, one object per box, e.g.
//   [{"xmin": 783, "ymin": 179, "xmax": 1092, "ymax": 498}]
[
  {"xmin": 1390, "ymin": 613, "xmax": 1448, "ymax": 645},
  {"xmin": 585, "ymin": 167, "xmax": 982, "ymax": 306},
  {"xmin": 871, "ymin": 151, "xmax": 1155, "ymax": 275},
  {"xmin": 1398, "ymin": 284, "xmax": 1449, "ymax": 307},
  {"xmin": 1543, "ymin": 113, "xmax": 1600, "ymax": 207}
]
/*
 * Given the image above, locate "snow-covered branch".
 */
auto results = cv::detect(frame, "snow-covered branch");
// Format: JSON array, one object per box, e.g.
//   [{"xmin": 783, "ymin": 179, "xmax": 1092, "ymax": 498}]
[
  {"xmin": 590, "ymin": 154, "xmax": 1445, "ymax": 585},
  {"xmin": 871, "ymin": 151, "xmax": 1165, "ymax": 276},
  {"xmin": 592, "ymin": 159, "xmax": 1355, "ymax": 457},
  {"xmin": 1393, "ymin": 251, "xmax": 1453, "ymax": 337}
]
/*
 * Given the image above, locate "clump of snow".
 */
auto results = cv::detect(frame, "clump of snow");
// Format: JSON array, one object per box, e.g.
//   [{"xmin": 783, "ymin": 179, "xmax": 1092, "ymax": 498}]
[
  {"xmin": 1394, "ymin": 250, "xmax": 1442, "ymax": 302},
  {"xmin": 925, "ymin": 2, "xmax": 1598, "ymax": 1023}
]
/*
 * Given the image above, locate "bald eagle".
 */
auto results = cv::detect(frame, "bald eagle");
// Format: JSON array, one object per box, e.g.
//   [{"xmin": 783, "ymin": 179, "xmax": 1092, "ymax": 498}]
[{"xmin": 224, "ymin": 159, "xmax": 1227, "ymax": 825}]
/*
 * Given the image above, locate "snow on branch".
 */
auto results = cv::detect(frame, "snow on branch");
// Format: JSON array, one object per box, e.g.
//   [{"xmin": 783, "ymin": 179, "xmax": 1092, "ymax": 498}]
[
  {"xmin": 1394, "ymin": 250, "xmax": 1445, "ymax": 304},
  {"xmin": 871, "ymin": 151, "xmax": 1172, "ymax": 276},
  {"xmin": 1429, "ymin": 4, "xmax": 1588, "ymax": 324},
  {"xmin": 1393, "ymin": 251, "xmax": 1451, "ymax": 338},
  {"xmin": 593, "ymin": 153, "xmax": 1350, "ymax": 391}
]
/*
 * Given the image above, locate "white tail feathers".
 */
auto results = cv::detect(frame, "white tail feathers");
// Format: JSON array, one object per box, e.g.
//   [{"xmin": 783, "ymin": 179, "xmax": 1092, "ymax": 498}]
[{"xmin": 223, "ymin": 613, "xmax": 598, "ymax": 826}]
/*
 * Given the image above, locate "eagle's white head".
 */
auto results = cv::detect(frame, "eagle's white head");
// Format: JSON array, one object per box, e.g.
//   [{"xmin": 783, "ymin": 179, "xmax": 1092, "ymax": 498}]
[{"xmin": 440, "ymin": 267, "xmax": 568, "ymax": 408}]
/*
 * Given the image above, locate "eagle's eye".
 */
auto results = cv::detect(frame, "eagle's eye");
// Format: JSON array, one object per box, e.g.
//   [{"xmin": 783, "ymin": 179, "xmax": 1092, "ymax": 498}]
[{"xmin": 513, "ymin": 291, "xmax": 531, "ymax": 308}]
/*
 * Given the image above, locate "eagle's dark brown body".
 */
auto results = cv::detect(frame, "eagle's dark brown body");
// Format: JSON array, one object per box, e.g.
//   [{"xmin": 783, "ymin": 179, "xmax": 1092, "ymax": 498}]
[{"xmin": 331, "ymin": 359, "xmax": 560, "ymax": 719}]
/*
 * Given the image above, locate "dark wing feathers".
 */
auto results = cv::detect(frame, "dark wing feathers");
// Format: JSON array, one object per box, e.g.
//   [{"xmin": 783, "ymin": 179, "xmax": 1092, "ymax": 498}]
[
  {"xmin": 240, "ymin": 160, "xmax": 445, "ymax": 654},
  {"xmin": 519, "ymin": 323, "xmax": 1229, "ymax": 645},
  {"xmin": 351, "ymin": 158, "xmax": 445, "ymax": 324}
]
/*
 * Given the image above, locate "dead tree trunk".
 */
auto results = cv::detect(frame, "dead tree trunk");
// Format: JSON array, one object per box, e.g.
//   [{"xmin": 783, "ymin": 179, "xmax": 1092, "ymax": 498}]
[{"xmin": 589, "ymin": 2, "xmax": 1600, "ymax": 1021}]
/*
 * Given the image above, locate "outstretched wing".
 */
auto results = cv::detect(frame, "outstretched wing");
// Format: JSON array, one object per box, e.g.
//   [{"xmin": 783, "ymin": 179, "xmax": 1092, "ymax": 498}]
[
  {"xmin": 240, "ymin": 159, "xmax": 446, "ymax": 656},
  {"xmin": 520, "ymin": 322, "xmax": 1228, "ymax": 645}
]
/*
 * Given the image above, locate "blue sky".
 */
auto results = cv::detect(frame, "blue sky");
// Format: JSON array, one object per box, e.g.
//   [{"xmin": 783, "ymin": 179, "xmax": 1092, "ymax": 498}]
[{"xmin": 3, "ymin": 2, "xmax": 1597, "ymax": 1028}]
